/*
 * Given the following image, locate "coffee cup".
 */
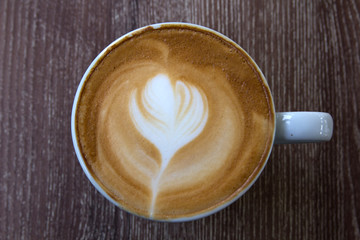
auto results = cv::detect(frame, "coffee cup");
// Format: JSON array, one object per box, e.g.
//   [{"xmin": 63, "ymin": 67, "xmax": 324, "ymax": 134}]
[{"xmin": 71, "ymin": 22, "xmax": 333, "ymax": 222}]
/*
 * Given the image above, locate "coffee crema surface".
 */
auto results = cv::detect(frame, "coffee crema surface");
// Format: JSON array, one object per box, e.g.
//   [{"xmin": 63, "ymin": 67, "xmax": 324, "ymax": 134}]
[{"xmin": 75, "ymin": 25, "xmax": 275, "ymax": 219}]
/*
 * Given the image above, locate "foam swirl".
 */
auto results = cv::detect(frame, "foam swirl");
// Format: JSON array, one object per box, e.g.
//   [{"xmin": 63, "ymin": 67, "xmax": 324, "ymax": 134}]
[{"xmin": 129, "ymin": 74, "xmax": 209, "ymax": 215}]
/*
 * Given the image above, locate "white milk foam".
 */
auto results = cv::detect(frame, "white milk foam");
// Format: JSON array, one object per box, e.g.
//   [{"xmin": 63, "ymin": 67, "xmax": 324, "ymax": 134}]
[{"xmin": 129, "ymin": 74, "xmax": 209, "ymax": 215}]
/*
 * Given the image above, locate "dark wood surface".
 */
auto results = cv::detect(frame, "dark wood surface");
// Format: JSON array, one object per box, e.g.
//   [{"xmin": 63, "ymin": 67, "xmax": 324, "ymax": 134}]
[{"xmin": 1, "ymin": 0, "xmax": 359, "ymax": 239}]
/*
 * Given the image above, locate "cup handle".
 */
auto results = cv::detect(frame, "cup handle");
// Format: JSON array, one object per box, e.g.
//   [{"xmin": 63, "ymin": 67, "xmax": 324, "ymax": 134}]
[{"xmin": 274, "ymin": 112, "xmax": 333, "ymax": 144}]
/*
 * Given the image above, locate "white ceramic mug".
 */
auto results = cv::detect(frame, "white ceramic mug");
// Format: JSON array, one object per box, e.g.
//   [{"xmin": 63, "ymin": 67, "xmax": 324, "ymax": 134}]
[{"xmin": 71, "ymin": 23, "xmax": 333, "ymax": 222}]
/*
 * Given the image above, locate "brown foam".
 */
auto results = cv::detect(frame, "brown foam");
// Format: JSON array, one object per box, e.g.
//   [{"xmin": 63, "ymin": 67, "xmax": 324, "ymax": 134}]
[{"xmin": 75, "ymin": 25, "xmax": 275, "ymax": 219}]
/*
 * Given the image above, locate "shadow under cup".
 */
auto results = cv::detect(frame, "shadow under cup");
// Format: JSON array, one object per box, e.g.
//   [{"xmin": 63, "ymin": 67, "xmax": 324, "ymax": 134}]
[{"xmin": 71, "ymin": 23, "xmax": 276, "ymax": 222}]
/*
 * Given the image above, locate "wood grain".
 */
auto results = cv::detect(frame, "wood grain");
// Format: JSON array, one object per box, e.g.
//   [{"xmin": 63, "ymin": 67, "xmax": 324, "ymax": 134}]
[{"xmin": 0, "ymin": 0, "xmax": 359, "ymax": 239}]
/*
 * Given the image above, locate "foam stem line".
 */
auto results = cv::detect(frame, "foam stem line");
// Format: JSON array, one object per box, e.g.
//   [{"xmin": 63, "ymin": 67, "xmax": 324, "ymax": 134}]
[{"xmin": 150, "ymin": 151, "xmax": 178, "ymax": 217}]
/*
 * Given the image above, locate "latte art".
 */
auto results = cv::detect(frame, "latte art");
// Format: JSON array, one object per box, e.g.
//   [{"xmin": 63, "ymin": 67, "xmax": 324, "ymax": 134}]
[
  {"xmin": 75, "ymin": 25, "xmax": 275, "ymax": 220},
  {"xmin": 129, "ymin": 74, "xmax": 209, "ymax": 216}
]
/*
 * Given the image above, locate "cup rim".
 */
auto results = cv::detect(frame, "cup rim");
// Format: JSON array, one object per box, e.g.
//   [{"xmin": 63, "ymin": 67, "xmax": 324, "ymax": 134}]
[{"xmin": 71, "ymin": 22, "xmax": 276, "ymax": 222}]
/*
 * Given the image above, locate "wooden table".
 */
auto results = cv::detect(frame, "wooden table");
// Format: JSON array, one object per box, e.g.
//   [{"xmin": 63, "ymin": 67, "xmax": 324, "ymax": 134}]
[{"xmin": 1, "ymin": 0, "xmax": 359, "ymax": 239}]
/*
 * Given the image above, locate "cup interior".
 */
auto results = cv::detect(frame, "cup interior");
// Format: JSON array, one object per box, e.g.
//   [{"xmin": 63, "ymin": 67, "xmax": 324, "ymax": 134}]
[{"xmin": 71, "ymin": 22, "xmax": 276, "ymax": 222}]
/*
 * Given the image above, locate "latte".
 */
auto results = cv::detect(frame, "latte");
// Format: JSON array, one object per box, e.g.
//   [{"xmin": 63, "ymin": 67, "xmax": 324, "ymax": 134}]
[{"xmin": 74, "ymin": 24, "xmax": 275, "ymax": 220}]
